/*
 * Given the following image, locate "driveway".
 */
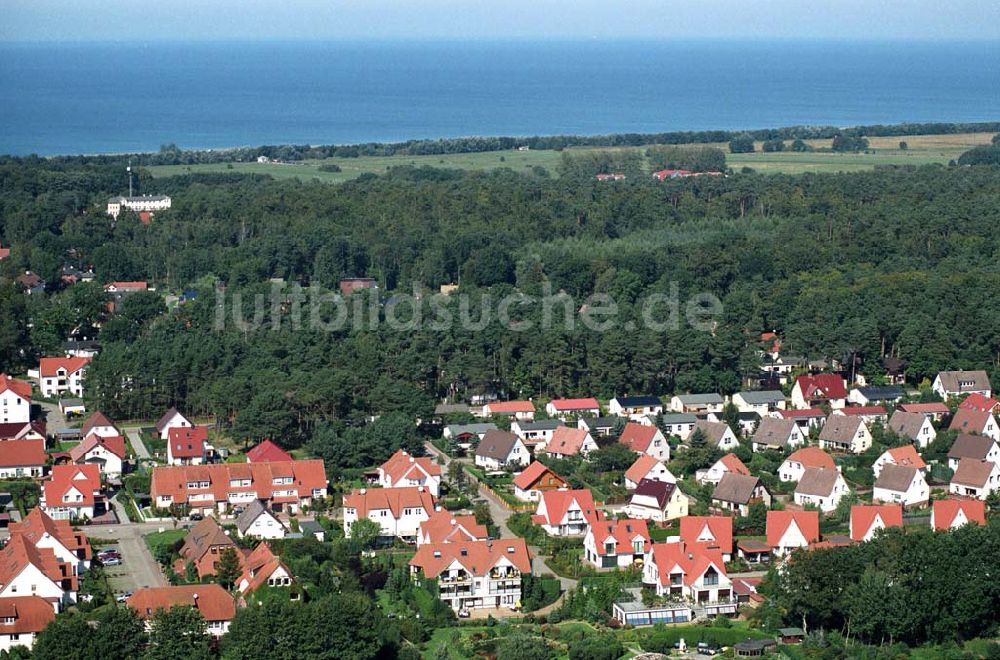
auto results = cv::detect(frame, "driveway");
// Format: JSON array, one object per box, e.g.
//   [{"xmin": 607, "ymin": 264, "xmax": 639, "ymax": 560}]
[
  {"xmin": 38, "ymin": 401, "xmax": 68, "ymax": 432},
  {"xmin": 123, "ymin": 427, "xmax": 152, "ymax": 460},
  {"xmin": 94, "ymin": 522, "xmax": 169, "ymax": 591}
]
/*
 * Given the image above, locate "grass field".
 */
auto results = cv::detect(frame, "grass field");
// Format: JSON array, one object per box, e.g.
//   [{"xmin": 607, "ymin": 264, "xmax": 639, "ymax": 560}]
[{"xmin": 146, "ymin": 132, "xmax": 994, "ymax": 183}]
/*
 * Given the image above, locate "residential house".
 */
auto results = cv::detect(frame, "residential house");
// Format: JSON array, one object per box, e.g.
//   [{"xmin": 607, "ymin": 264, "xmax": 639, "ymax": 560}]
[
  {"xmin": 512, "ymin": 461, "xmax": 569, "ymax": 502},
  {"xmin": 237, "ymin": 543, "xmax": 294, "ymax": 596},
  {"xmin": 932, "ymin": 370, "xmax": 992, "ymax": 399},
  {"xmin": 80, "ymin": 411, "xmax": 118, "ymax": 438},
  {"xmin": 930, "ymin": 499, "xmax": 986, "ymax": 531},
  {"xmin": 958, "ymin": 392, "xmax": 1000, "ymax": 414},
  {"xmin": 442, "ymin": 423, "xmax": 497, "ymax": 443},
  {"xmin": 540, "ymin": 426, "xmax": 597, "ymax": 458},
  {"xmin": 0, "ymin": 596, "xmax": 56, "ymax": 653},
  {"xmin": 245, "ymin": 439, "xmax": 292, "ymax": 463},
  {"xmin": 872, "ymin": 445, "xmax": 927, "ymax": 478},
  {"xmin": 735, "ymin": 411, "xmax": 761, "ymax": 438},
  {"xmin": 16, "ymin": 272, "xmax": 44, "ymax": 296},
  {"xmin": 887, "ymin": 411, "xmax": 936, "ymax": 449},
  {"xmin": 409, "ymin": 539, "xmax": 532, "ymax": 611},
  {"xmin": 818, "ymin": 415, "xmax": 872, "ymax": 454},
  {"xmin": 833, "ymin": 405, "xmax": 888, "ymax": 426},
  {"xmin": 775, "ymin": 408, "xmax": 827, "ymax": 431},
  {"xmin": 236, "ymin": 500, "xmax": 288, "ymax": 539},
  {"xmin": 343, "ymin": 487, "xmax": 437, "ymax": 541},
  {"xmin": 850, "ymin": 504, "xmax": 903, "ymax": 543},
  {"xmin": 378, "ymin": 449, "xmax": 442, "ymax": 497},
  {"xmin": 883, "ymin": 356, "xmax": 907, "ymax": 385},
  {"xmin": 417, "ymin": 511, "xmax": 488, "ymax": 546},
  {"xmin": 177, "ymin": 517, "xmax": 242, "ymax": 578},
  {"xmin": 759, "ymin": 355, "xmax": 803, "ymax": 386},
  {"xmin": 8, "ymin": 507, "xmax": 92, "ymax": 574},
  {"xmin": 154, "ymin": 407, "xmax": 193, "ymax": 441},
  {"xmin": 577, "ymin": 416, "xmax": 620, "ymax": 437},
  {"xmin": 659, "ymin": 413, "xmax": 697, "ymax": 440},
  {"xmin": 849, "ymin": 385, "xmax": 904, "ymax": 407},
  {"xmin": 779, "ymin": 447, "xmax": 836, "ymax": 482},
  {"xmin": 618, "ymin": 423, "xmax": 670, "ymax": 462},
  {"xmin": 767, "ymin": 510, "xmax": 820, "ymax": 556},
  {"xmin": 58, "ymin": 398, "xmax": 85, "ymax": 418},
  {"xmin": 626, "ymin": 479, "xmax": 689, "ymax": 522},
  {"xmin": 872, "ymin": 464, "xmax": 929, "ymax": 508},
  {"xmin": 128, "ymin": 585, "xmax": 235, "ymax": 637},
  {"xmin": 693, "ymin": 420, "xmax": 740, "ymax": 451},
  {"xmin": 167, "ymin": 426, "xmax": 209, "ymax": 466},
  {"xmin": 532, "ymin": 489, "xmax": 604, "ymax": 536},
  {"xmin": 900, "ymin": 402, "xmax": 951, "ymax": 422},
  {"xmin": 697, "ymin": 453, "xmax": 750, "ymax": 486},
  {"xmin": 736, "ymin": 539, "xmax": 771, "ymax": 564},
  {"xmin": 0, "ymin": 374, "xmax": 32, "ymax": 425},
  {"xmin": 433, "ymin": 402, "xmax": 469, "ymax": 417},
  {"xmin": 642, "ymin": 542, "xmax": 733, "ymax": 609},
  {"xmin": 0, "ymin": 440, "xmax": 47, "ymax": 479},
  {"xmin": 546, "ymin": 398, "xmax": 600, "ymax": 419},
  {"xmin": 474, "ymin": 430, "xmax": 529, "ymax": 470},
  {"xmin": 0, "ymin": 535, "xmax": 78, "ymax": 607},
  {"xmin": 482, "ymin": 400, "xmax": 535, "ymax": 421},
  {"xmin": 69, "ymin": 433, "xmax": 125, "ymax": 476},
  {"xmin": 948, "ymin": 407, "xmax": 1000, "ymax": 441},
  {"xmin": 947, "ymin": 434, "xmax": 1000, "ymax": 471},
  {"xmin": 949, "ymin": 459, "xmax": 1000, "ymax": 500},
  {"xmin": 41, "ymin": 465, "xmax": 103, "ymax": 521},
  {"xmin": 608, "ymin": 396, "xmax": 663, "ymax": 420},
  {"xmin": 750, "ymin": 418, "xmax": 804, "ymax": 453},
  {"xmin": 731, "ymin": 390, "xmax": 786, "ymax": 416},
  {"xmin": 669, "ymin": 393, "xmax": 724, "ymax": 414},
  {"xmin": 712, "ymin": 474, "xmax": 771, "ymax": 517},
  {"xmin": 36, "ymin": 357, "xmax": 90, "ymax": 398},
  {"xmin": 677, "ymin": 516, "xmax": 733, "ymax": 562},
  {"xmin": 793, "ymin": 468, "xmax": 851, "ymax": 513},
  {"xmin": 151, "ymin": 459, "xmax": 328, "ymax": 516},
  {"xmin": 624, "ymin": 455, "xmax": 676, "ymax": 491},
  {"xmin": 510, "ymin": 419, "xmax": 564, "ymax": 447},
  {"xmin": 584, "ymin": 519, "xmax": 650, "ymax": 568},
  {"xmin": 790, "ymin": 374, "xmax": 848, "ymax": 410}
]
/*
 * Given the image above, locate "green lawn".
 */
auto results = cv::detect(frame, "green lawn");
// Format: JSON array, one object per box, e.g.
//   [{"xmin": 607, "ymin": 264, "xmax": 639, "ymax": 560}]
[
  {"xmin": 144, "ymin": 529, "xmax": 187, "ymax": 561},
  {"xmin": 146, "ymin": 132, "xmax": 993, "ymax": 183}
]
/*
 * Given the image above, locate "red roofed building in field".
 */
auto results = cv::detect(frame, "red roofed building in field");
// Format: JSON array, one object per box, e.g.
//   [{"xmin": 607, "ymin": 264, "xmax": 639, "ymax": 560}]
[
  {"xmin": 0, "ymin": 439, "xmax": 47, "ymax": 478},
  {"xmin": 791, "ymin": 374, "xmax": 847, "ymax": 410},
  {"xmin": 36, "ymin": 357, "xmax": 90, "ymax": 398},
  {"xmin": 930, "ymin": 499, "xmax": 986, "ymax": 531},
  {"xmin": 377, "ymin": 449, "xmax": 442, "ymax": 497},
  {"xmin": 0, "ymin": 374, "xmax": 33, "ymax": 425},
  {"xmin": 545, "ymin": 397, "xmax": 601, "ymax": 419},
  {"xmin": 0, "ymin": 596, "xmax": 56, "ymax": 652},
  {"xmin": 850, "ymin": 504, "xmax": 903, "ymax": 543},
  {"xmin": 767, "ymin": 510, "xmax": 819, "ymax": 556},
  {"xmin": 152, "ymin": 459, "xmax": 327, "ymax": 516},
  {"xmin": 167, "ymin": 426, "xmax": 209, "ymax": 465},
  {"xmin": 245, "ymin": 439, "xmax": 292, "ymax": 464},
  {"xmin": 409, "ymin": 538, "xmax": 532, "ymax": 612},
  {"xmin": 128, "ymin": 584, "xmax": 236, "ymax": 636},
  {"xmin": 41, "ymin": 464, "xmax": 104, "ymax": 521}
]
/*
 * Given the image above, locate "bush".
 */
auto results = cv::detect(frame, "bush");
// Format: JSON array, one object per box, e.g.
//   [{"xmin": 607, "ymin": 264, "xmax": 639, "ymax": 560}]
[{"xmin": 568, "ymin": 632, "xmax": 624, "ymax": 660}]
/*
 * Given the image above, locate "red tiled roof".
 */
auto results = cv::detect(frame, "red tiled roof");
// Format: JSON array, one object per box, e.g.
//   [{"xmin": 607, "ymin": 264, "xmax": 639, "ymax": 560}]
[
  {"xmin": 545, "ymin": 426, "xmax": 591, "ymax": 456},
  {"xmin": 931, "ymin": 499, "xmax": 986, "ymax": 531},
  {"xmin": 0, "ymin": 422, "xmax": 43, "ymax": 441},
  {"xmin": 0, "ymin": 596, "xmax": 55, "ymax": 635},
  {"xmin": 549, "ymin": 398, "xmax": 600, "ymax": 411},
  {"xmin": 0, "ymin": 535, "xmax": 77, "ymax": 593},
  {"xmin": 766, "ymin": 510, "xmax": 820, "ymax": 548},
  {"xmin": 410, "ymin": 538, "xmax": 532, "ymax": 577},
  {"xmin": 850, "ymin": 504, "xmax": 903, "ymax": 542},
  {"xmin": 952, "ymin": 458, "xmax": 999, "ymax": 488},
  {"xmin": 70, "ymin": 433, "xmax": 126, "ymax": 462},
  {"xmin": 0, "ymin": 374, "xmax": 32, "ymax": 400},
  {"xmin": 718, "ymin": 453, "xmax": 751, "ymax": 476},
  {"xmin": 778, "ymin": 408, "xmax": 827, "ymax": 419},
  {"xmin": 795, "ymin": 374, "xmax": 847, "ymax": 401},
  {"xmin": 589, "ymin": 518, "xmax": 650, "ymax": 556},
  {"xmin": 9, "ymin": 507, "xmax": 92, "ymax": 561},
  {"xmin": 343, "ymin": 486, "xmax": 436, "ymax": 519},
  {"xmin": 105, "ymin": 281, "xmax": 148, "ymax": 291},
  {"xmin": 785, "ymin": 447, "xmax": 836, "ymax": 470},
  {"xmin": 81, "ymin": 411, "xmax": 117, "ymax": 436},
  {"xmin": 43, "ymin": 464, "xmax": 101, "ymax": 508},
  {"xmin": 949, "ymin": 407, "xmax": 994, "ymax": 434},
  {"xmin": 512, "ymin": 460, "xmax": 565, "ymax": 490},
  {"xmin": 38, "ymin": 356, "xmax": 90, "ymax": 378},
  {"xmin": 237, "ymin": 543, "xmax": 291, "ymax": 595},
  {"xmin": 958, "ymin": 393, "xmax": 999, "ymax": 413},
  {"xmin": 624, "ymin": 454, "xmax": 662, "ymax": 485},
  {"xmin": 379, "ymin": 449, "xmax": 442, "ymax": 484},
  {"xmin": 883, "ymin": 445, "xmax": 926, "ymax": 470},
  {"xmin": 152, "ymin": 460, "xmax": 327, "ymax": 505},
  {"xmin": 245, "ymin": 439, "xmax": 292, "ymax": 463},
  {"xmin": 618, "ymin": 422, "xmax": 658, "ymax": 453},
  {"xmin": 900, "ymin": 403, "xmax": 950, "ymax": 414},
  {"xmin": 128, "ymin": 584, "xmax": 235, "ymax": 622},
  {"xmin": 839, "ymin": 406, "xmax": 886, "ymax": 416},
  {"xmin": 485, "ymin": 401, "xmax": 535, "ymax": 414},
  {"xmin": 418, "ymin": 511, "xmax": 488, "ymax": 544},
  {"xmin": 0, "ymin": 439, "xmax": 47, "ymax": 467},
  {"xmin": 648, "ymin": 541, "xmax": 727, "ymax": 586},
  {"xmin": 679, "ymin": 516, "xmax": 733, "ymax": 555},
  {"xmin": 535, "ymin": 489, "xmax": 604, "ymax": 527},
  {"xmin": 168, "ymin": 426, "xmax": 208, "ymax": 458}
]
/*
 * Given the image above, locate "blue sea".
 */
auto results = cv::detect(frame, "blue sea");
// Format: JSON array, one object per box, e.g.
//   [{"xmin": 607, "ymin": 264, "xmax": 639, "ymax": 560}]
[{"xmin": 1, "ymin": 39, "xmax": 998, "ymax": 156}]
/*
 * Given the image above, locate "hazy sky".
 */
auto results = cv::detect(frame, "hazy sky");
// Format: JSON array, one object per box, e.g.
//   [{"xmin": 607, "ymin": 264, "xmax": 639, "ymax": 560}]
[{"xmin": 4, "ymin": 0, "xmax": 1000, "ymax": 42}]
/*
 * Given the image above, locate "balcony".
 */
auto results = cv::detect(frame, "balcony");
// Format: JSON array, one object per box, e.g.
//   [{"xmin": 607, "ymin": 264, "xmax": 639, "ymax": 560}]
[{"xmin": 439, "ymin": 573, "xmax": 471, "ymax": 584}]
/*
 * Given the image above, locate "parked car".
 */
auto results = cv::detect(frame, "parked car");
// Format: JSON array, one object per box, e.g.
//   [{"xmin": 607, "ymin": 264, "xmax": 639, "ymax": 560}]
[
  {"xmin": 102, "ymin": 557, "xmax": 122, "ymax": 566},
  {"xmin": 189, "ymin": 512, "xmax": 204, "ymax": 521},
  {"xmin": 115, "ymin": 592, "xmax": 132, "ymax": 602}
]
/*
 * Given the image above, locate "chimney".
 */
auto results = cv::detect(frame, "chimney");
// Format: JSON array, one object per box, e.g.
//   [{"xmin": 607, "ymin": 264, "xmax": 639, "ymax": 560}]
[
  {"xmin": 450, "ymin": 519, "xmax": 457, "ymax": 526},
  {"xmin": 360, "ymin": 488, "xmax": 366, "ymax": 495}
]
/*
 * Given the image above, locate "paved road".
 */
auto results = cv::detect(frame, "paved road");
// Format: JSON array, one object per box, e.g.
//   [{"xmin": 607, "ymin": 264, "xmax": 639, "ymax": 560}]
[
  {"xmin": 38, "ymin": 401, "xmax": 68, "ymax": 433},
  {"xmin": 94, "ymin": 521, "xmax": 170, "ymax": 590},
  {"xmin": 123, "ymin": 427, "xmax": 152, "ymax": 459}
]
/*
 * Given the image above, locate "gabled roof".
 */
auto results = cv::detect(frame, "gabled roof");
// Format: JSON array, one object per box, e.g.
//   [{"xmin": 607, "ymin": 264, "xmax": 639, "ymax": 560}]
[
  {"xmin": 794, "ymin": 374, "xmax": 847, "ymax": 401},
  {"xmin": 128, "ymin": 584, "xmax": 236, "ymax": 621},
  {"xmin": 379, "ymin": 449, "xmax": 442, "ymax": 484},
  {"xmin": 718, "ymin": 453, "xmax": 751, "ymax": 476},
  {"xmin": 0, "ymin": 596, "xmax": 56, "ymax": 635},
  {"xmin": 614, "ymin": 395, "xmax": 662, "ymax": 408},
  {"xmin": 647, "ymin": 542, "xmax": 726, "ymax": 587},
  {"xmin": 958, "ymin": 393, "xmax": 999, "ymax": 413},
  {"xmin": 154, "ymin": 407, "xmax": 189, "ymax": 433},
  {"xmin": 752, "ymin": 418, "xmax": 797, "ymax": 448},
  {"xmin": 475, "ymin": 430, "xmax": 522, "ymax": 461},
  {"xmin": 936, "ymin": 370, "xmax": 991, "ymax": 394},
  {"xmin": 512, "ymin": 461, "xmax": 566, "ymax": 490},
  {"xmin": 624, "ymin": 454, "xmax": 667, "ymax": 485},
  {"xmin": 541, "ymin": 427, "xmax": 589, "ymax": 457},
  {"xmin": 38, "ymin": 356, "xmax": 90, "ymax": 378},
  {"xmin": 181, "ymin": 517, "xmax": 238, "ymax": 562},
  {"xmin": 948, "ymin": 434, "xmax": 997, "ymax": 461},
  {"xmin": 766, "ymin": 510, "xmax": 819, "ymax": 548},
  {"xmin": 0, "ymin": 534, "xmax": 75, "ymax": 592},
  {"xmin": 0, "ymin": 374, "xmax": 32, "ymax": 400},
  {"xmin": 0, "ymin": 422, "xmax": 44, "ymax": 441},
  {"xmin": 881, "ymin": 445, "xmax": 926, "ymax": 470},
  {"xmin": 735, "ymin": 390, "xmax": 785, "ymax": 405},
  {"xmin": 81, "ymin": 411, "xmax": 117, "ymax": 436},
  {"xmin": 236, "ymin": 500, "xmax": 286, "ymax": 536},
  {"xmin": 850, "ymin": 504, "xmax": 903, "ymax": 542},
  {"xmin": 589, "ymin": 518, "xmax": 650, "ymax": 556},
  {"xmin": 410, "ymin": 538, "xmax": 532, "ymax": 577},
  {"xmin": 631, "ymin": 479, "xmax": 678, "ymax": 510},
  {"xmin": 445, "ymin": 423, "xmax": 497, "ymax": 437},
  {"xmin": 237, "ymin": 543, "xmax": 291, "ymax": 595},
  {"xmin": 43, "ymin": 464, "xmax": 101, "ymax": 507},
  {"xmin": 9, "ymin": 507, "xmax": 92, "ymax": 561},
  {"xmin": 246, "ymin": 439, "xmax": 293, "ymax": 463},
  {"xmin": 168, "ymin": 426, "xmax": 208, "ymax": 458},
  {"xmin": 948, "ymin": 407, "xmax": 994, "ymax": 434},
  {"xmin": 549, "ymin": 398, "xmax": 600, "ymax": 411},
  {"xmin": 900, "ymin": 403, "xmax": 950, "ymax": 415},
  {"xmin": 514, "ymin": 419, "xmax": 564, "ymax": 432},
  {"xmin": 785, "ymin": 447, "xmax": 836, "ymax": 470},
  {"xmin": 819, "ymin": 415, "xmax": 865, "ymax": 444},
  {"xmin": 0, "ymin": 439, "xmax": 47, "ymax": 467},
  {"xmin": 712, "ymin": 473, "xmax": 762, "ymax": 505},
  {"xmin": 69, "ymin": 433, "xmax": 126, "ymax": 462},
  {"xmin": 679, "ymin": 516, "xmax": 733, "ymax": 555},
  {"xmin": 795, "ymin": 467, "xmax": 843, "ymax": 497},
  {"xmin": 675, "ymin": 393, "xmax": 724, "ymax": 405},
  {"xmin": 343, "ymin": 487, "xmax": 436, "ymax": 518},
  {"xmin": 418, "ymin": 511, "xmax": 488, "ymax": 544},
  {"xmin": 693, "ymin": 420, "xmax": 734, "ymax": 448},
  {"xmin": 951, "ymin": 458, "xmax": 1000, "ymax": 488},
  {"xmin": 618, "ymin": 422, "xmax": 659, "ymax": 453},
  {"xmin": 887, "ymin": 411, "xmax": 930, "ymax": 440},
  {"xmin": 661, "ymin": 413, "xmax": 697, "ymax": 425},
  {"xmin": 535, "ymin": 489, "xmax": 603, "ymax": 527},
  {"xmin": 854, "ymin": 385, "xmax": 904, "ymax": 401},
  {"xmin": 485, "ymin": 401, "xmax": 535, "ymax": 414},
  {"xmin": 838, "ymin": 405, "xmax": 886, "ymax": 416},
  {"xmin": 151, "ymin": 460, "xmax": 327, "ymax": 504},
  {"xmin": 931, "ymin": 499, "xmax": 986, "ymax": 530},
  {"xmin": 778, "ymin": 408, "xmax": 826, "ymax": 419}
]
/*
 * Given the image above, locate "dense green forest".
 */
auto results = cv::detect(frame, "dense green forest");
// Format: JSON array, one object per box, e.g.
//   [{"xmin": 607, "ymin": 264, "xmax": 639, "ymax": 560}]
[{"xmin": 3, "ymin": 139, "xmax": 1000, "ymax": 453}]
